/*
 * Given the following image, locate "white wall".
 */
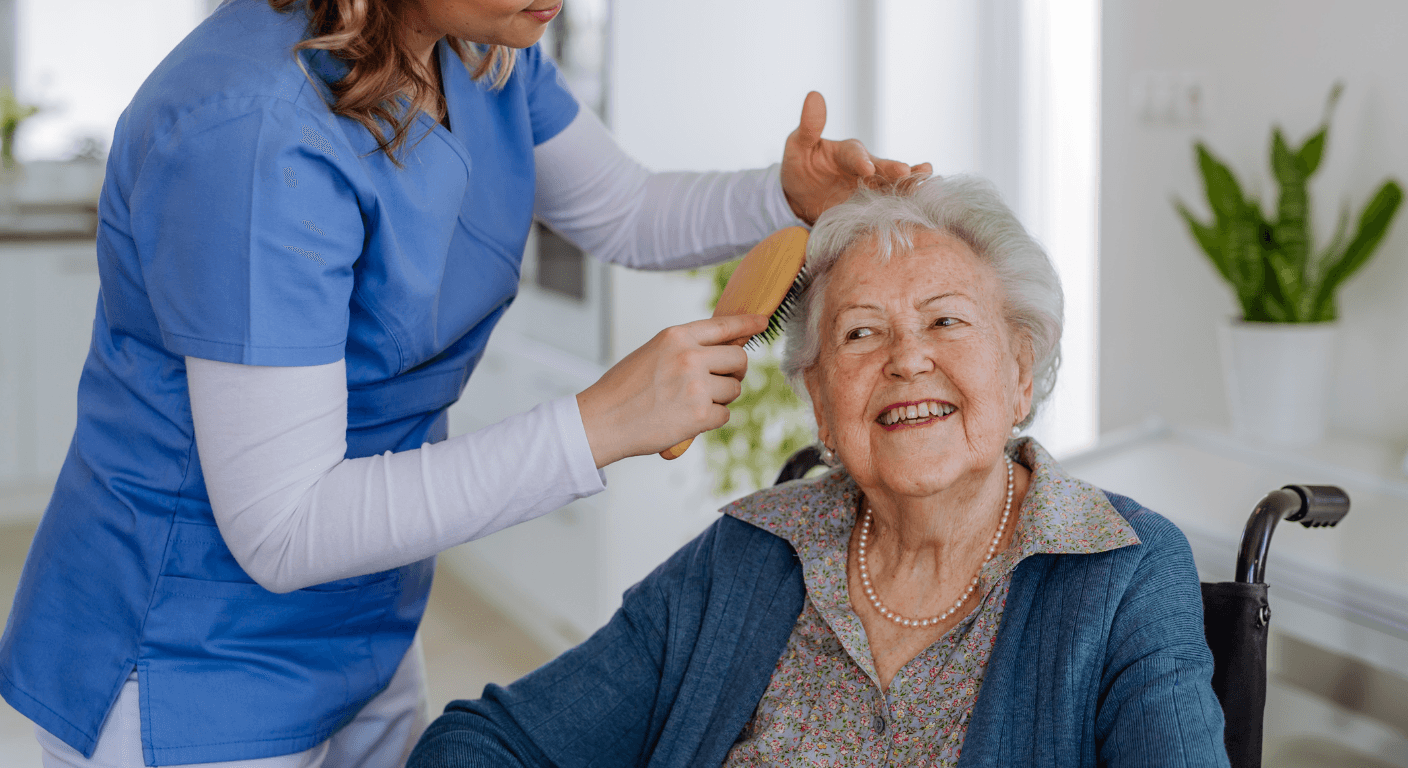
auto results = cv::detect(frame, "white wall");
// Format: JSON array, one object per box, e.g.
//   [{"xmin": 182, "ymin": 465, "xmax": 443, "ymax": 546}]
[
  {"xmin": 609, "ymin": 0, "xmax": 863, "ymax": 171},
  {"xmin": 15, "ymin": 0, "xmax": 204, "ymax": 160},
  {"xmin": 872, "ymin": 0, "xmax": 981, "ymax": 175},
  {"xmin": 1099, "ymin": 0, "xmax": 1408, "ymax": 443}
]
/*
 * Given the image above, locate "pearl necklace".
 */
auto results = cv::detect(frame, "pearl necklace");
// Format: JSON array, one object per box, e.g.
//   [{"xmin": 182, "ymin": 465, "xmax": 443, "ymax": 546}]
[{"xmin": 856, "ymin": 454, "xmax": 1014, "ymax": 628}]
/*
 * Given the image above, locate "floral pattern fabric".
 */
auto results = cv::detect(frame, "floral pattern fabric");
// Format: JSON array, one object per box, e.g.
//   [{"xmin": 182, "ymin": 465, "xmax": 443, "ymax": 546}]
[{"xmin": 719, "ymin": 438, "xmax": 1141, "ymax": 767}]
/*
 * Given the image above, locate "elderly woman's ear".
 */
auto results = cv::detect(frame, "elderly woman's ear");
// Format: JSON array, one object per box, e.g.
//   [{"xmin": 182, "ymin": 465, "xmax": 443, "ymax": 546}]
[{"xmin": 1012, "ymin": 342, "xmax": 1036, "ymax": 428}]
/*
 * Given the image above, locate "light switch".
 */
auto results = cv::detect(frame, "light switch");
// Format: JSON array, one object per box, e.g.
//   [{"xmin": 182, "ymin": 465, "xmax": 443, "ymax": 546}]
[{"xmin": 1131, "ymin": 70, "xmax": 1206, "ymax": 127}]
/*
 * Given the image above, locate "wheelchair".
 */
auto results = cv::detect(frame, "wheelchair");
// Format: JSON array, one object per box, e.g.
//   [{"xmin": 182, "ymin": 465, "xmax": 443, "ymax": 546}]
[{"xmin": 773, "ymin": 446, "xmax": 1351, "ymax": 768}]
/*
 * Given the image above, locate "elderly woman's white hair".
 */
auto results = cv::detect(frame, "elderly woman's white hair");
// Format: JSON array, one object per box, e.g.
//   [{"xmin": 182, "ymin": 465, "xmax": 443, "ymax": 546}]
[{"xmin": 781, "ymin": 174, "xmax": 1063, "ymax": 430}]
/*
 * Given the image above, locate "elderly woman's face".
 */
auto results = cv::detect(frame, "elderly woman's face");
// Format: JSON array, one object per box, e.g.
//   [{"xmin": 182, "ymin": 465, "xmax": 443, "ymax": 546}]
[{"xmin": 805, "ymin": 231, "xmax": 1033, "ymax": 497}]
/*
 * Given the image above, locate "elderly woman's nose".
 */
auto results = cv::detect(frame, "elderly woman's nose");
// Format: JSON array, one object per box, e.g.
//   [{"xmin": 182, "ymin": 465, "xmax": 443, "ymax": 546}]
[{"xmin": 882, "ymin": 327, "xmax": 936, "ymax": 379}]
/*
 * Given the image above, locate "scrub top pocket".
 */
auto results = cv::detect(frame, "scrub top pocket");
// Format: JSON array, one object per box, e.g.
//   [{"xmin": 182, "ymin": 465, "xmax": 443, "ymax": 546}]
[{"xmin": 138, "ymin": 573, "xmax": 403, "ymax": 762}]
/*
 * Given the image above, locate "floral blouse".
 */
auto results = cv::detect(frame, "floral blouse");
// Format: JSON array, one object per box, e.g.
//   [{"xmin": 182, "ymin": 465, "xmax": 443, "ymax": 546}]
[{"xmin": 719, "ymin": 438, "xmax": 1141, "ymax": 767}]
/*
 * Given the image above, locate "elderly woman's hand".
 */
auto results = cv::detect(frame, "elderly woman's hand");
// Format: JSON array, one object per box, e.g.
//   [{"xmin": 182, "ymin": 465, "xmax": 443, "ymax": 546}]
[{"xmin": 780, "ymin": 91, "xmax": 932, "ymax": 225}]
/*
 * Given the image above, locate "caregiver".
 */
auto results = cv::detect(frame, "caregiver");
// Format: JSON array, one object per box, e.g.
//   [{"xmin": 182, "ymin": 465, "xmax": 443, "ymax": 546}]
[{"xmin": 0, "ymin": 0, "xmax": 927, "ymax": 766}]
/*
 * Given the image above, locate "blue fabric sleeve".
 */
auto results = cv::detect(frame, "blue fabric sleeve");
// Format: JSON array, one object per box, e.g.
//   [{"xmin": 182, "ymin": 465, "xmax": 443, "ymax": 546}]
[
  {"xmin": 410, "ymin": 535, "xmax": 682, "ymax": 768},
  {"xmin": 1095, "ymin": 508, "xmax": 1231, "ymax": 768},
  {"xmin": 517, "ymin": 44, "xmax": 580, "ymax": 146},
  {"xmin": 129, "ymin": 97, "xmax": 365, "ymax": 366}
]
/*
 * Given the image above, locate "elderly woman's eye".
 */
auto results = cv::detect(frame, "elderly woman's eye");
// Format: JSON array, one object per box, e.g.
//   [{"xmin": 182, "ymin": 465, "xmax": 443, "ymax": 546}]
[
  {"xmin": 845, "ymin": 327, "xmax": 874, "ymax": 340},
  {"xmin": 933, "ymin": 317, "xmax": 960, "ymax": 328}
]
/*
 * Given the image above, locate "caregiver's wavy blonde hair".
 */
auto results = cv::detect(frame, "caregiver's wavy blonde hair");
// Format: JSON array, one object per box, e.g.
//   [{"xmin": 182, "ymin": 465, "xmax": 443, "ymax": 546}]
[{"xmin": 270, "ymin": 0, "xmax": 517, "ymax": 162}]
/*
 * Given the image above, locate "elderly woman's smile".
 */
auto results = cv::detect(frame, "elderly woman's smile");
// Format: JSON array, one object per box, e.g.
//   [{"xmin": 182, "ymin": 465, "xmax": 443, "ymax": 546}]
[
  {"xmin": 805, "ymin": 230, "xmax": 1033, "ymax": 501},
  {"xmin": 877, "ymin": 400, "xmax": 956, "ymax": 427}
]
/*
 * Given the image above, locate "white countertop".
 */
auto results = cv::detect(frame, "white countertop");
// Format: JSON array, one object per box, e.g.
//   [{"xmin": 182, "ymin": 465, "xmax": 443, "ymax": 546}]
[{"xmin": 1061, "ymin": 420, "xmax": 1408, "ymax": 646}]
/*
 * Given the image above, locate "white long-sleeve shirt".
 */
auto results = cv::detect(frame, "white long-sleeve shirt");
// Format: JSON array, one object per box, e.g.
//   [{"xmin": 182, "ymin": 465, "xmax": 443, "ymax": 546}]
[{"xmin": 189, "ymin": 106, "xmax": 804, "ymax": 593}]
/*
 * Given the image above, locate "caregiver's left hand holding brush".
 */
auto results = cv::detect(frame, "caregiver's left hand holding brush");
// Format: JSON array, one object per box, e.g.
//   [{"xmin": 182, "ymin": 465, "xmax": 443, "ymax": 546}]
[{"xmin": 1, "ymin": 2, "xmax": 928, "ymax": 767}]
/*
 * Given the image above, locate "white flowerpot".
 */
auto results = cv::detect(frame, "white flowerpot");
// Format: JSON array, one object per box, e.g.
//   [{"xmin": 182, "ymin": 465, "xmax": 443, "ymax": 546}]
[{"xmin": 1217, "ymin": 320, "xmax": 1338, "ymax": 447}]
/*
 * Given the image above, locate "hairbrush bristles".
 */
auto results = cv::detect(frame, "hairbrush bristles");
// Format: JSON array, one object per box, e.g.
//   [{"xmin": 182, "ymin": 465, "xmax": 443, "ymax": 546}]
[{"xmin": 745, "ymin": 265, "xmax": 811, "ymax": 350}]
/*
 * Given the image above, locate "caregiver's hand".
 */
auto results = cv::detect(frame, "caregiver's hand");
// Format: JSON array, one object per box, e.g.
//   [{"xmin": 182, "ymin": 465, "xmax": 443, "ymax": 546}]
[
  {"xmin": 577, "ymin": 313, "xmax": 768, "ymax": 468},
  {"xmin": 781, "ymin": 91, "xmax": 934, "ymax": 224}
]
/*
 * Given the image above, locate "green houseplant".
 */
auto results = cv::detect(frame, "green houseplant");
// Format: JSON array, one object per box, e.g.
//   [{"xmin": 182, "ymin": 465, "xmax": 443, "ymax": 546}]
[
  {"xmin": 1174, "ymin": 83, "xmax": 1403, "ymax": 445},
  {"xmin": 0, "ymin": 87, "xmax": 39, "ymax": 170},
  {"xmin": 1175, "ymin": 84, "xmax": 1402, "ymax": 323}
]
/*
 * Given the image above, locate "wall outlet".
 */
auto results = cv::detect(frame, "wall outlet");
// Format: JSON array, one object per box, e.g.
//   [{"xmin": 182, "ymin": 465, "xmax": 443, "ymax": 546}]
[{"xmin": 1131, "ymin": 71, "xmax": 1205, "ymax": 127}]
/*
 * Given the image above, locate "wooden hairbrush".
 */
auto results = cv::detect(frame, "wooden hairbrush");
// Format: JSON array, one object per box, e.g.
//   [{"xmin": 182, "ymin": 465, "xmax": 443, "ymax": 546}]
[{"xmin": 660, "ymin": 226, "xmax": 811, "ymax": 460}]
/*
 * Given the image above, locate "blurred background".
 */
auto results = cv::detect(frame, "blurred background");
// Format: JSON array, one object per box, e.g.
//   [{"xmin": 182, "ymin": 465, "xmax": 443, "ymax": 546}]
[{"xmin": 0, "ymin": 0, "xmax": 1406, "ymax": 765}]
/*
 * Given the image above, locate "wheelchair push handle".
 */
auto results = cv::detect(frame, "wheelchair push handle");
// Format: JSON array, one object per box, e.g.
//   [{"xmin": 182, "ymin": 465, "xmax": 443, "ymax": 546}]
[
  {"xmin": 1281, "ymin": 484, "xmax": 1350, "ymax": 527},
  {"xmin": 1235, "ymin": 484, "xmax": 1350, "ymax": 585}
]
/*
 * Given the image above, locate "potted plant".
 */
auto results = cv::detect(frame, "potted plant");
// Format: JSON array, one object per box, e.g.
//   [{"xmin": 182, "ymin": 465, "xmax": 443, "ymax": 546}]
[
  {"xmin": 1176, "ymin": 83, "xmax": 1403, "ymax": 446},
  {"xmin": 0, "ymin": 87, "xmax": 40, "ymax": 224},
  {"xmin": 0, "ymin": 87, "xmax": 39, "ymax": 170}
]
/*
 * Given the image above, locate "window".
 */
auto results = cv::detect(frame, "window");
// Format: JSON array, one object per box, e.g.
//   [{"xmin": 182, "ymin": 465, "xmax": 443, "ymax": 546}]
[{"xmin": 872, "ymin": 0, "xmax": 1100, "ymax": 457}]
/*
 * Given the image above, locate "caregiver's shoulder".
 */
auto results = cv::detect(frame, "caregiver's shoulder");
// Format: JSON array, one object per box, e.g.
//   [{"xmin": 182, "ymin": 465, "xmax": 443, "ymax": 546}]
[{"xmin": 125, "ymin": 1, "xmax": 322, "ymax": 136}]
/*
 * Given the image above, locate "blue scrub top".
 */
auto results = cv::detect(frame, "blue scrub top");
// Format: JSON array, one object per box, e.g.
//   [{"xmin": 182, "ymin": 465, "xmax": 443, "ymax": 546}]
[{"xmin": 0, "ymin": 0, "xmax": 578, "ymax": 763}]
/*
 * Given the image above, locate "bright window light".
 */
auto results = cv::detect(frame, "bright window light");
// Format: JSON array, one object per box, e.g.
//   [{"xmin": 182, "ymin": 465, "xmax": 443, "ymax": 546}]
[
  {"xmin": 15, "ymin": 0, "xmax": 205, "ymax": 161},
  {"xmin": 870, "ymin": 0, "xmax": 1101, "ymax": 457},
  {"xmin": 1021, "ymin": 0, "xmax": 1101, "ymax": 457}
]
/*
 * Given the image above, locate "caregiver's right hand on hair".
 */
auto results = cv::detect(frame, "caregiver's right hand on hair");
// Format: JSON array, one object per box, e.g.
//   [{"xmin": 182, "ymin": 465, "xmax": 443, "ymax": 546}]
[{"xmin": 576, "ymin": 312, "xmax": 768, "ymax": 468}]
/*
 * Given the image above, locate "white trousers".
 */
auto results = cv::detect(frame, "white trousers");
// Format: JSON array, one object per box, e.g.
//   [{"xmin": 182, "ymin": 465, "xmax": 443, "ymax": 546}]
[{"xmin": 36, "ymin": 635, "xmax": 429, "ymax": 768}]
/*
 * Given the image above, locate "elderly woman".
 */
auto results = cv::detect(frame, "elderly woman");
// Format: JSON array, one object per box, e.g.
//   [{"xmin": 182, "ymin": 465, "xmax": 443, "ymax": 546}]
[{"xmin": 408, "ymin": 176, "xmax": 1230, "ymax": 767}]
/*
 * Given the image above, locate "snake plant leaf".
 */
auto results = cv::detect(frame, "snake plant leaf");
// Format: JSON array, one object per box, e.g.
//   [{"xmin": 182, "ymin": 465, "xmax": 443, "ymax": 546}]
[
  {"xmin": 1321, "ymin": 81, "xmax": 1345, "ymax": 124},
  {"xmin": 1194, "ymin": 141, "xmax": 1272, "ymax": 316},
  {"xmin": 1176, "ymin": 200, "xmax": 1232, "ymax": 283},
  {"xmin": 1300, "ymin": 82, "xmax": 1342, "ymax": 178},
  {"xmin": 1225, "ymin": 214, "xmax": 1269, "ymax": 319},
  {"xmin": 1298, "ymin": 128, "xmax": 1328, "ymax": 177},
  {"xmin": 1310, "ymin": 180, "xmax": 1404, "ymax": 321},
  {"xmin": 1258, "ymin": 290, "xmax": 1290, "ymax": 322},
  {"xmin": 1271, "ymin": 127, "xmax": 1311, "ymax": 284},
  {"xmin": 1245, "ymin": 217, "xmax": 1274, "ymax": 311},
  {"xmin": 1264, "ymin": 247, "xmax": 1303, "ymax": 321},
  {"xmin": 1310, "ymin": 202, "xmax": 1352, "ymax": 320},
  {"xmin": 1317, "ymin": 203, "xmax": 1352, "ymax": 268},
  {"xmin": 1196, "ymin": 143, "xmax": 1250, "ymax": 226}
]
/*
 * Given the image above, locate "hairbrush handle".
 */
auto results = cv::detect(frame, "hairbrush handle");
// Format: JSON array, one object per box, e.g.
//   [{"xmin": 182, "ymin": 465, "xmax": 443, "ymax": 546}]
[{"xmin": 660, "ymin": 437, "xmax": 694, "ymax": 460}]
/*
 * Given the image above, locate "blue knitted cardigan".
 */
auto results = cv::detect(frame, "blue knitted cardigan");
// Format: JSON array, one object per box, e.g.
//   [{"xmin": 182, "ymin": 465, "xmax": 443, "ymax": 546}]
[{"xmin": 409, "ymin": 492, "xmax": 1230, "ymax": 768}]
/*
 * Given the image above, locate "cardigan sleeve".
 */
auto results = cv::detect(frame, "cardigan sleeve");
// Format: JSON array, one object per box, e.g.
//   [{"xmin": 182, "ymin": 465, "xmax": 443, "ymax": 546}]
[
  {"xmin": 408, "ymin": 552, "xmax": 678, "ymax": 768},
  {"xmin": 1094, "ymin": 509, "xmax": 1231, "ymax": 768},
  {"xmin": 407, "ymin": 516, "xmax": 805, "ymax": 768}
]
